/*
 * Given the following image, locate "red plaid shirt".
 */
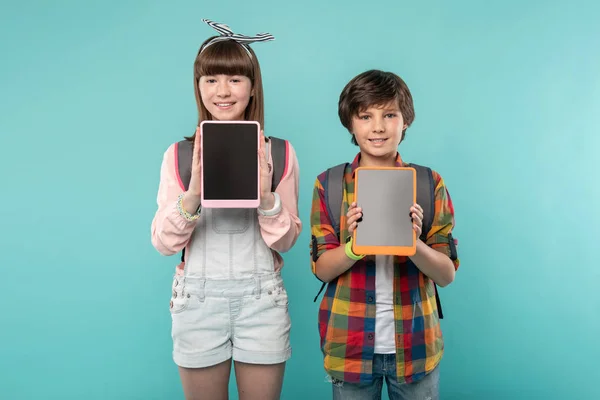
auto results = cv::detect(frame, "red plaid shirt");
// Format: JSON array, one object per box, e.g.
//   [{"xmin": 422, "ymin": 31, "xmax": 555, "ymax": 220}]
[{"xmin": 310, "ymin": 152, "xmax": 460, "ymax": 384}]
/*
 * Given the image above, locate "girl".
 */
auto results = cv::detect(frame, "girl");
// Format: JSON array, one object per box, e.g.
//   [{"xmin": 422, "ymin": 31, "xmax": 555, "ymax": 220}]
[{"xmin": 151, "ymin": 20, "xmax": 302, "ymax": 400}]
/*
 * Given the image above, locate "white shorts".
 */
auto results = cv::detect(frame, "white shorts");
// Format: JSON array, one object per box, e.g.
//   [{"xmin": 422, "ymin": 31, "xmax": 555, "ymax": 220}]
[{"xmin": 169, "ymin": 272, "xmax": 292, "ymax": 368}]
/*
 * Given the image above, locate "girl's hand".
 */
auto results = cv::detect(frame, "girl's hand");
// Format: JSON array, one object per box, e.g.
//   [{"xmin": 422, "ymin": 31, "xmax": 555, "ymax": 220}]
[
  {"xmin": 181, "ymin": 127, "xmax": 203, "ymax": 216},
  {"xmin": 187, "ymin": 127, "xmax": 202, "ymax": 198},
  {"xmin": 258, "ymin": 130, "xmax": 275, "ymax": 210},
  {"xmin": 346, "ymin": 202, "xmax": 362, "ymax": 235}
]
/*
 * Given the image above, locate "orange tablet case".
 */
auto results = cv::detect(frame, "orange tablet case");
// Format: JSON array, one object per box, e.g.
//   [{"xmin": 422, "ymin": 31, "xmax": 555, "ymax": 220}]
[{"xmin": 351, "ymin": 166, "xmax": 417, "ymax": 256}]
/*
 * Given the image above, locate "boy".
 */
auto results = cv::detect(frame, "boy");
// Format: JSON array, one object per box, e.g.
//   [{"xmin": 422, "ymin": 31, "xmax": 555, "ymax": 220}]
[{"xmin": 310, "ymin": 69, "xmax": 460, "ymax": 399}]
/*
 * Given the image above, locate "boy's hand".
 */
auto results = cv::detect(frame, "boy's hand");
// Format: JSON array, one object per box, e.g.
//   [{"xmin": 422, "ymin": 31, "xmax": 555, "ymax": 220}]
[
  {"xmin": 346, "ymin": 202, "xmax": 362, "ymax": 235},
  {"xmin": 410, "ymin": 203, "xmax": 424, "ymax": 238}
]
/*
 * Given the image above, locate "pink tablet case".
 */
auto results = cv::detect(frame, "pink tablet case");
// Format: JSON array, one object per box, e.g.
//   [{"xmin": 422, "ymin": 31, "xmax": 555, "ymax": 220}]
[{"xmin": 200, "ymin": 120, "xmax": 261, "ymax": 208}]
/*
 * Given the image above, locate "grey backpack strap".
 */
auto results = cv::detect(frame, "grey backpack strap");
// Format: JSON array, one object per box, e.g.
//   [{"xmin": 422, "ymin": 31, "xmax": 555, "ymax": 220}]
[
  {"xmin": 178, "ymin": 137, "xmax": 288, "ymax": 192},
  {"xmin": 312, "ymin": 162, "xmax": 347, "ymax": 303},
  {"xmin": 409, "ymin": 163, "xmax": 444, "ymax": 319},
  {"xmin": 324, "ymin": 163, "xmax": 348, "ymax": 240},
  {"xmin": 176, "ymin": 139, "xmax": 193, "ymax": 191},
  {"xmin": 409, "ymin": 163, "xmax": 435, "ymax": 242},
  {"xmin": 268, "ymin": 136, "xmax": 287, "ymax": 191}
]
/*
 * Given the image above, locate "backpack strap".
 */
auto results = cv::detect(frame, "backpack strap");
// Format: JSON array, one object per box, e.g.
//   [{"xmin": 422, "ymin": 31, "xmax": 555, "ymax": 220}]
[
  {"xmin": 175, "ymin": 135, "xmax": 289, "ymax": 263},
  {"xmin": 268, "ymin": 136, "xmax": 288, "ymax": 190},
  {"xmin": 176, "ymin": 137, "xmax": 288, "ymax": 191},
  {"xmin": 409, "ymin": 163, "xmax": 444, "ymax": 319},
  {"xmin": 313, "ymin": 163, "xmax": 347, "ymax": 302},
  {"xmin": 176, "ymin": 139, "xmax": 193, "ymax": 191},
  {"xmin": 324, "ymin": 163, "xmax": 348, "ymax": 240},
  {"xmin": 408, "ymin": 163, "xmax": 435, "ymax": 241}
]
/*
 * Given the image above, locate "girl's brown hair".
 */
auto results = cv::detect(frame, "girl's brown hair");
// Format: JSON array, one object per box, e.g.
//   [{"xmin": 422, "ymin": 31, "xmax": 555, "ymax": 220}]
[{"xmin": 186, "ymin": 37, "xmax": 265, "ymax": 140}]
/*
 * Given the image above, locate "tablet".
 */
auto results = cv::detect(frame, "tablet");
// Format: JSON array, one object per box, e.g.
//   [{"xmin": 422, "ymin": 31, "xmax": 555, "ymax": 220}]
[
  {"xmin": 352, "ymin": 167, "xmax": 417, "ymax": 256},
  {"xmin": 200, "ymin": 120, "xmax": 260, "ymax": 208}
]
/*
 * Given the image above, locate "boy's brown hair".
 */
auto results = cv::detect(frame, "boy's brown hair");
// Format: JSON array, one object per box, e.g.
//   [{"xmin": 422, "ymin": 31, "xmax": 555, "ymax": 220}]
[{"xmin": 338, "ymin": 70, "xmax": 415, "ymax": 145}]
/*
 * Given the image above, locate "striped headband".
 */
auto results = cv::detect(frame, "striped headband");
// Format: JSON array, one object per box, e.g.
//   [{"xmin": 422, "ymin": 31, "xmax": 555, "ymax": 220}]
[{"xmin": 200, "ymin": 19, "xmax": 275, "ymax": 58}]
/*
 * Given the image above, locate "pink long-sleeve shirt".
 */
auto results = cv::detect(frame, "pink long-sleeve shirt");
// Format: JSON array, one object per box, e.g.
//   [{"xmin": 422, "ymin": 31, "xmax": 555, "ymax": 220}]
[{"xmin": 151, "ymin": 140, "xmax": 302, "ymax": 275}]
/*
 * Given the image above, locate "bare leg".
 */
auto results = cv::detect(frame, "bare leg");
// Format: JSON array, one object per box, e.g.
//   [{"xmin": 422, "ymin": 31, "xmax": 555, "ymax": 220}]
[
  {"xmin": 234, "ymin": 361, "xmax": 286, "ymax": 400},
  {"xmin": 178, "ymin": 359, "xmax": 232, "ymax": 400}
]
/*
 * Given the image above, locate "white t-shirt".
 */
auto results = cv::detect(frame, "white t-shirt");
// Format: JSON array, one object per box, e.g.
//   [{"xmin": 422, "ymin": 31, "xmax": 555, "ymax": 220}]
[{"xmin": 374, "ymin": 255, "xmax": 396, "ymax": 354}]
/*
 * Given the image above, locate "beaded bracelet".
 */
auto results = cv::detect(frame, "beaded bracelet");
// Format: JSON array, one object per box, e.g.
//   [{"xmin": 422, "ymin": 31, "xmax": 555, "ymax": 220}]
[{"xmin": 176, "ymin": 193, "xmax": 201, "ymax": 221}]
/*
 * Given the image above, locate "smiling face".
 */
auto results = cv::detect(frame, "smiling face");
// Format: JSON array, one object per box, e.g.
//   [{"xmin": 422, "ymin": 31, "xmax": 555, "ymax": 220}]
[
  {"xmin": 338, "ymin": 70, "xmax": 416, "ymax": 166},
  {"xmin": 198, "ymin": 74, "xmax": 253, "ymax": 121},
  {"xmin": 193, "ymin": 37, "xmax": 265, "ymax": 129},
  {"xmin": 350, "ymin": 101, "xmax": 407, "ymax": 165}
]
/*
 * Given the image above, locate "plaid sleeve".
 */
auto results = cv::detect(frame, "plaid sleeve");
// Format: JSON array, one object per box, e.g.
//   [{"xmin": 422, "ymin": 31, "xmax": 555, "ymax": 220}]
[
  {"xmin": 425, "ymin": 170, "xmax": 460, "ymax": 270},
  {"xmin": 309, "ymin": 176, "xmax": 341, "ymax": 277}
]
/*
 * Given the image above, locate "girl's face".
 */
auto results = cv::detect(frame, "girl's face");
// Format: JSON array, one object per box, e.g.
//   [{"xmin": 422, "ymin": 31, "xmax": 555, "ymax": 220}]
[{"xmin": 199, "ymin": 74, "xmax": 253, "ymax": 121}]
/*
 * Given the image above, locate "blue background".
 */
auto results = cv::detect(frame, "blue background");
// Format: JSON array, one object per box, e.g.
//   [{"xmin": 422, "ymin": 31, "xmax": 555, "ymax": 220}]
[{"xmin": 1, "ymin": 0, "xmax": 599, "ymax": 398}]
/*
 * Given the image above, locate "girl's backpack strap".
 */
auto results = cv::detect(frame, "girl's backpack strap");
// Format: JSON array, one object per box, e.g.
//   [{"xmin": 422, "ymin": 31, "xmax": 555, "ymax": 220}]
[
  {"xmin": 176, "ymin": 139, "xmax": 193, "ymax": 191},
  {"xmin": 176, "ymin": 137, "xmax": 289, "ymax": 192},
  {"xmin": 267, "ymin": 136, "xmax": 288, "ymax": 190}
]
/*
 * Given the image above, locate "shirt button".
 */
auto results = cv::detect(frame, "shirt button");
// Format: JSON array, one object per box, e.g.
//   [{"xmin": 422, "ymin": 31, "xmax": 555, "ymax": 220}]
[
  {"xmin": 368, "ymin": 334, "xmax": 374, "ymax": 340},
  {"xmin": 367, "ymin": 296, "xmax": 374, "ymax": 303}
]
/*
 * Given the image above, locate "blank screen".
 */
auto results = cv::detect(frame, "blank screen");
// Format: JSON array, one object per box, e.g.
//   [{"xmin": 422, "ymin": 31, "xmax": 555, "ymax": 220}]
[
  {"xmin": 354, "ymin": 169, "xmax": 415, "ymax": 247},
  {"xmin": 202, "ymin": 122, "xmax": 258, "ymax": 200}
]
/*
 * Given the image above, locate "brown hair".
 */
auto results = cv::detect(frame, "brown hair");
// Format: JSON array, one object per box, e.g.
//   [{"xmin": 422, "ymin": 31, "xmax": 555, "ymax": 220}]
[
  {"xmin": 186, "ymin": 37, "xmax": 265, "ymax": 140},
  {"xmin": 338, "ymin": 69, "xmax": 415, "ymax": 145}
]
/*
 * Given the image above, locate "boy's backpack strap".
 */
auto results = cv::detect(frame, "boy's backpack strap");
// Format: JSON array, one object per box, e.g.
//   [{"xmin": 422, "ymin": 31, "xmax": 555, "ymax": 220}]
[
  {"xmin": 324, "ymin": 163, "xmax": 348, "ymax": 240},
  {"xmin": 409, "ymin": 162, "xmax": 444, "ymax": 319},
  {"xmin": 408, "ymin": 163, "xmax": 435, "ymax": 242},
  {"xmin": 313, "ymin": 163, "xmax": 347, "ymax": 303}
]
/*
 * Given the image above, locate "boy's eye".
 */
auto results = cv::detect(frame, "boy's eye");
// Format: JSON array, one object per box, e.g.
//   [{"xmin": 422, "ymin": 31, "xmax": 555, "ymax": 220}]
[
  {"xmin": 385, "ymin": 113, "xmax": 397, "ymax": 118},
  {"xmin": 358, "ymin": 115, "xmax": 370, "ymax": 120}
]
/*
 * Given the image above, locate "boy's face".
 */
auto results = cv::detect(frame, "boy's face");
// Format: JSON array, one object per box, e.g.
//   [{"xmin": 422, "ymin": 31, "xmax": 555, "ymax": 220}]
[{"xmin": 351, "ymin": 101, "xmax": 407, "ymax": 159}]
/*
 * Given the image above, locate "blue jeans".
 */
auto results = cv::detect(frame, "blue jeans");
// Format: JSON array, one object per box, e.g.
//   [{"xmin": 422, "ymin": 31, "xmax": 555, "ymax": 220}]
[{"xmin": 331, "ymin": 354, "xmax": 439, "ymax": 400}]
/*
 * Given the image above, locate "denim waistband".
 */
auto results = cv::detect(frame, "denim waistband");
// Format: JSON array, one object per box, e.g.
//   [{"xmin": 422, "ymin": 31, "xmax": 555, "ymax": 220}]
[{"xmin": 173, "ymin": 272, "xmax": 283, "ymax": 298}]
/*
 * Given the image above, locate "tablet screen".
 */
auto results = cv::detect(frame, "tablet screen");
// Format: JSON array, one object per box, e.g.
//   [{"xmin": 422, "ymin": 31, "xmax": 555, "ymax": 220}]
[
  {"xmin": 354, "ymin": 168, "xmax": 415, "ymax": 251},
  {"xmin": 201, "ymin": 121, "xmax": 259, "ymax": 203}
]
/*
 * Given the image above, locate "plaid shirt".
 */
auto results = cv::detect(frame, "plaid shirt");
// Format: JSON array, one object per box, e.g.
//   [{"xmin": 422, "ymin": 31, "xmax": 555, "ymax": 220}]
[{"xmin": 310, "ymin": 152, "xmax": 460, "ymax": 385}]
